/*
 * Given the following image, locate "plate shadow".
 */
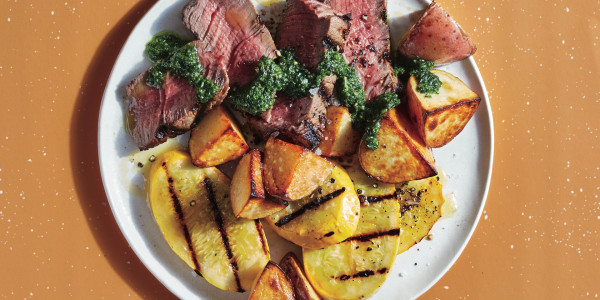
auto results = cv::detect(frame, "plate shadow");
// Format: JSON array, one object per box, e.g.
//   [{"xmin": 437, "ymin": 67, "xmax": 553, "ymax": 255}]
[{"xmin": 69, "ymin": 0, "xmax": 177, "ymax": 298}]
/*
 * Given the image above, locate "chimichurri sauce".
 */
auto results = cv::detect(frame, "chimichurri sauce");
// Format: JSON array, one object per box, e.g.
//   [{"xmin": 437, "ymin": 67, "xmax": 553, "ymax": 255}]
[
  {"xmin": 228, "ymin": 47, "xmax": 400, "ymax": 150},
  {"xmin": 228, "ymin": 56, "xmax": 285, "ymax": 115},
  {"xmin": 394, "ymin": 56, "xmax": 441, "ymax": 97},
  {"xmin": 145, "ymin": 32, "xmax": 218, "ymax": 103},
  {"xmin": 359, "ymin": 93, "xmax": 401, "ymax": 150},
  {"xmin": 145, "ymin": 31, "xmax": 188, "ymax": 63}
]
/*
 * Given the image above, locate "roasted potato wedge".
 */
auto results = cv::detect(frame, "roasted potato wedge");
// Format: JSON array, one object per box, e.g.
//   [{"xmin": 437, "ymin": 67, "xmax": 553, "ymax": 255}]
[
  {"xmin": 265, "ymin": 166, "xmax": 360, "ymax": 249},
  {"xmin": 264, "ymin": 137, "xmax": 334, "ymax": 200},
  {"xmin": 230, "ymin": 149, "xmax": 287, "ymax": 219},
  {"xmin": 337, "ymin": 155, "xmax": 396, "ymax": 201},
  {"xmin": 280, "ymin": 252, "xmax": 321, "ymax": 300},
  {"xmin": 148, "ymin": 149, "xmax": 269, "ymax": 292},
  {"xmin": 396, "ymin": 175, "xmax": 445, "ymax": 254},
  {"xmin": 317, "ymin": 106, "xmax": 361, "ymax": 157},
  {"xmin": 303, "ymin": 199, "xmax": 401, "ymax": 300},
  {"xmin": 189, "ymin": 105, "xmax": 249, "ymax": 167},
  {"xmin": 397, "ymin": 1, "xmax": 477, "ymax": 65},
  {"xmin": 407, "ymin": 69, "xmax": 480, "ymax": 148},
  {"xmin": 249, "ymin": 262, "xmax": 295, "ymax": 300},
  {"xmin": 358, "ymin": 108, "xmax": 437, "ymax": 183}
]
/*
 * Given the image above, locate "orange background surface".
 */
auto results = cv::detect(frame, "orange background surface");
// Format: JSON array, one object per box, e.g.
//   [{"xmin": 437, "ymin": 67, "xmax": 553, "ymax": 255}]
[{"xmin": 1, "ymin": 0, "xmax": 599, "ymax": 299}]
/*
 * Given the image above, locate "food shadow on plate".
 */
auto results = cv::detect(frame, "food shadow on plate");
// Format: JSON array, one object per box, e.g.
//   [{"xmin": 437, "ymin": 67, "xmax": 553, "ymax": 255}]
[{"xmin": 69, "ymin": 0, "xmax": 178, "ymax": 298}]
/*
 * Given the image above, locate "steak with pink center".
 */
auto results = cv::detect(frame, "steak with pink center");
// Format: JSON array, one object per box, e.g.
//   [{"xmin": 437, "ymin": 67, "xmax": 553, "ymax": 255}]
[{"xmin": 324, "ymin": 0, "xmax": 398, "ymax": 102}]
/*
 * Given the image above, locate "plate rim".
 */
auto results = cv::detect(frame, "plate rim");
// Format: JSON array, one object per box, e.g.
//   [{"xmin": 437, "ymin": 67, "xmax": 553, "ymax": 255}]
[{"xmin": 413, "ymin": 57, "xmax": 494, "ymax": 299}]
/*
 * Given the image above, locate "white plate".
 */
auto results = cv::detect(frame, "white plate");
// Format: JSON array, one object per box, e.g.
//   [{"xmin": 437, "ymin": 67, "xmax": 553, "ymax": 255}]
[{"xmin": 98, "ymin": 0, "xmax": 494, "ymax": 299}]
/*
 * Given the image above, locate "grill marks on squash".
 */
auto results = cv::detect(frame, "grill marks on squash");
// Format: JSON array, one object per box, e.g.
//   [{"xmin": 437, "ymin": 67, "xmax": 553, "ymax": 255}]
[
  {"xmin": 274, "ymin": 187, "xmax": 346, "ymax": 227},
  {"xmin": 358, "ymin": 193, "xmax": 395, "ymax": 206},
  {"xmin": 343, "ymin": 228, "xmax": 400, "ymax": 243},
  {"xmin": 203, "ymin": 178, "xmax": 243, "ymax": 292},
  {"xmin": 254, "ymin": 219, "xmax": 270, "ymax": 256},
  {"xmin": 162, "ymin": 164, "xmax": 202, "ymax": 274},
  {"xmin": 335, "ymin": 267, "xmax": 388, "ymax": 281}
]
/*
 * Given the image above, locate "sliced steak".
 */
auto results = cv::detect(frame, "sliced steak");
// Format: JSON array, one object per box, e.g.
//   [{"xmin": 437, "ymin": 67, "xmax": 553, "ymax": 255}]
[
  {"xmin": 125, "ymin": 72, "xmax": 167, "ymax": 150},
  {"xmin": 323, "ymin": 0, "xmax": 398, "ymax": 101},
  {"xmin": 276, "ymin": 0, "xmax": 350, "ymax": 71},
  {"xmin": 194, "ymin": 43, "xmax": 230, "ymax": 111},
  {"xmin": 246, "ymin": 0, "xmax": 349, "ymax": 150},
  {"xmin": 125, "ymin": 42, "xmax": 228, "ymax": 150},
  {"xmin": 162, "ymin": 73, "xmax": 198, "ymax": 132},
  {"xmin": 183, "ymin": 0, "xmax": 276, "ymax": 86},
  {"xmin": 247, "ymin": 92, "xmax": 327, "ymax": 150}
]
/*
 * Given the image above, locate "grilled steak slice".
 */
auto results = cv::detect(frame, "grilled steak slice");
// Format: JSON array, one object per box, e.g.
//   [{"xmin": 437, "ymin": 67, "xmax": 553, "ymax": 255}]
[
  {"xmin": 183, "ymin": 0, "xmax": 276, "ymax": 86},
  {"xmin": 276, "ymin": 0, "xmax": 350, "ymax": 71},
  {"xmin": 125, "ymin": 42, "xmax": 228, "ymax": 150},
  {"xmin": 246, "ymin": 0, "xmax": 349, "ymax": 150},
  {"xmin": 126, "ymin": 72, "xmax": 167, "ymax": 150},
  {"xmin": 323, "ymin": 0, "xmax": 398, "ymax": 101},
  {"xmin": 247, "ymin": 93, "xmax": 327, "ymax": 150}
]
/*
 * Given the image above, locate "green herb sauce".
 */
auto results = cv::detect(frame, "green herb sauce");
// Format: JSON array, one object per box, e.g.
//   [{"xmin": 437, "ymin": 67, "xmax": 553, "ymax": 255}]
[
  {"xmin": 228, "ymin": 56, "xmax": 285, "ymax": 115},
  {"xmin": 278, "ymin": 49, "xmax": 316, "ymax": 98},
  {"xmin": 145, "ymin": 32, "xmax": 188, "ymax": 63},
  {"xmin": 316, "ymin": 50, "xmax": 366, "ymax": 121},
  {"xmin": 145, "ymin": 32, "xmax": 219, "ymax": 103},
  {"xmin": 228, "ymin": 47, "xmax": 400, "ymax": 150},
  {"xmin": 359, "ymin": 93, "xmax": 401, "ymax": 150},
  {"xmin": 394, "ymin": 56, "xmax": 441, "ymax": 97},
  {"xmin": 316, "ymin": 51, "xmax": 399, "ymax": 150}
]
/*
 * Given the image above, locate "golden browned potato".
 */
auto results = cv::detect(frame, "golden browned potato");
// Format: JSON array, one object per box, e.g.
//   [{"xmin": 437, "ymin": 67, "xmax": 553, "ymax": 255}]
[
  {"xmin": 303, "ymin": 199, "xmax": 400, "ymax": 299},
  {"xmin": 358, "ymin": 108, "xmax": 437, "ymax": 183},
  {"xmin": 230, "ymin": 149, "xmax": 287, "ymax": 219},
  {"xmin": 263, "ymin": 137, "xmax": 334, "ymax": 201},
  {"xmin": 397, "ymin": 1, "xmax": 477, "ymax": 65},
  {"xmin": 188, "ymin": 105, "xmax": 249, "ymax": 167},
  {"xmin": 279, "ymin": 252, "xmax": 321, "ymax": 300},
  {"xmin": 396, "ymin": 176, "xmax": 445, "ymax": 254},
  {"xmin": 316, "ymin": 106, "xmax": 361, "ymax": 157},
  {"xmin": 249, "ymin": 262, "xmax": 295, "ymax": 300},
  {"xmin": 148, "ymin": 149, "xmax": 269, "ymax": 292},
  {"xmin": 265, "ymin": 166, "xmax": 360, "ymax": 249},
  {"xmin": 406, "ymin": 69, "xmax": 481, "ymax": 148}
]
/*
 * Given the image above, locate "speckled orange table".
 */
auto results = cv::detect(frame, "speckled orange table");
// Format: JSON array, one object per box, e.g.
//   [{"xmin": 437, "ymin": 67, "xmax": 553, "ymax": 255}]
[{"xmin": 1, "ymin": 0, "xmax": 599, "ymax": 299}]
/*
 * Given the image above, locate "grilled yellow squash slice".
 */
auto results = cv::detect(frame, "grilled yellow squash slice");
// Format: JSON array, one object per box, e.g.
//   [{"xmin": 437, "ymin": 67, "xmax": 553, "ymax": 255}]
[
  {"xmin": 248, "ymin": 262, "xmax": 295, "ymax": 300},
  {"xmin": 303, "ymin": 199, "xmax": 401, "ymax": 300},
  {"xmin": 337, "ymin": 155, "xmax": 396, "ymax": 201},
  {"xmin": 265, "ymin": 166, "xmax": 360, "ymax": 249},
  {"xmin": 396, "ymin": 175, "xmax": 445, "ymax": 254},
  {"xmin": 148, "ymin": 149, "xmax": 269, "ymax": 292}
]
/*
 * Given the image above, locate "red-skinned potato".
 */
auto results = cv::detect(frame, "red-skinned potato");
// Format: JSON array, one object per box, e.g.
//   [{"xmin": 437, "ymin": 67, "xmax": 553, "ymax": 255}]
[
  {"xmin": 279, "ymin": 252, "xmax": 321, "ymax": 300},
  {"xmin": 248, "ymin": 262, "xmax": 295, "ymax": 300},
  {"xmin": 263, "ymin": 138, "xmax": 334, "ymax": 201},
  {"xmin": 398, "ymin": 1, "xmax": 476, "ymax": 65},
  {"xmin": 406, "ymin": 69, "xmax": 480, "ymax": 148},
  {"xmin": 230, "ymin": 149, "xmax": 287, "ymax": 219},
  {"xmin": 188, "ymin": 105, "xmax": 249, "ymax": 167},
  {"xmin": 316, "ymin": 106, "xmax": 361, "ymax": 157},
  {"xmin": 358, "ymin": 108, "xmax": 436, "ymax": 183}
]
